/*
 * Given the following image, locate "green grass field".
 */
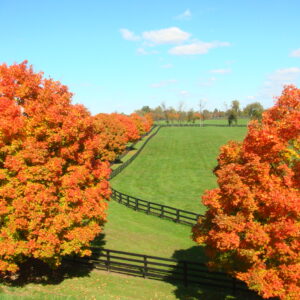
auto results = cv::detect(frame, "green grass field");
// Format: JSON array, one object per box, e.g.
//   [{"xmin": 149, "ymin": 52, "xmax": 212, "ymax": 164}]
[
  {"xmin": 0, "ymin": 266, "xmax": 241, "ymax": 300},
  {"xmin": 111, "ymin": 126, "xmax": 247, "ymax": 213},
  {"xmin": 0, "ymin": 126, "xmax": 254, "ymax": 300}
]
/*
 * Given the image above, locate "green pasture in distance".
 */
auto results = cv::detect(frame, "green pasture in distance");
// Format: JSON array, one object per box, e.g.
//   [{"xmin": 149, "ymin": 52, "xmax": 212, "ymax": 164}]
[
  {"xmin": 111, "ymin": 126, "xmax": 247, "ymax": 214},
  {"xmin": 154, "ymin": 118, "xmax": 250, "ymax": 126},
  {"xmin": 203, "ymin": 118, "xmax": 249, "ymax": 125}
]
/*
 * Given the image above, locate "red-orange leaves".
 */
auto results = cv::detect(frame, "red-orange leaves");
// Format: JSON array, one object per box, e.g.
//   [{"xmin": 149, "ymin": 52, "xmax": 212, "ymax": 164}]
[
  {"xmin": 112, "ymin": 113, "xmax": 140, "ymax": 142},
  {"xmin": 93, "ymin": 113, "xmax": 128, "ymax": 162},
  {"xmin": 0, "ymin": 61, "xmax": 111, "ymax": 273},
  {"xmin": 193, "ymin": 85, "xmax": 300, "ymax": 299}
]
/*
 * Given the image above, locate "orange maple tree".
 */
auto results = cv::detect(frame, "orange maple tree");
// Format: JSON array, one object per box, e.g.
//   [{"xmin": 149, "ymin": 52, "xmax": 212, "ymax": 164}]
[
  {"xmin": 0, "ymin": 61, "xmax": 111, "ymax": 273},
  {"xmin": 130, "ymin": 113, "xmax": 149, "ymax": 136},
  {"xmin": 192, "ymin": 85, "xmax": 300, "ymax": 300},
  {"xmin": 93, "ymin": 113, "xmax": 128, "ymax": 162},
  {"xmin": 111, "ymin": 113, "xmax": 140, "ymax": 142}
]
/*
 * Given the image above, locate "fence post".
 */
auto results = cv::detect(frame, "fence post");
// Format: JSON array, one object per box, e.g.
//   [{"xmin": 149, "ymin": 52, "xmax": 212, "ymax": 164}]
[
  {"xmin": 135, "ymin": 198, "xmax": 138, "ymax": 210},
  {"xmin": 146, "ymin": 202, "xmax": 150, "ymax": 214},
  {"xmin": 160, "ymin": 206, "xmax": 164, "ymax": 218},
  {"xmin": 126, "ymin": 195, "xmax": 130, "ymax": 206},
  {"xmin": 176, "ymin": 210, "xmax": 180, "ymax": 223},
  {"xmin": 119, "ymin": 193, "xmax": 123, "ymax": 203},
  {"xmin": 143, "ymin": 255, "xmax": 148, "ymax": 278},
  {"xmin": 183, "ymin": 261, "xmax": 188, "ymax": 287},
  {"xmin": 106, "ymin": 250, "xmax": 110, "ymax": 272}
]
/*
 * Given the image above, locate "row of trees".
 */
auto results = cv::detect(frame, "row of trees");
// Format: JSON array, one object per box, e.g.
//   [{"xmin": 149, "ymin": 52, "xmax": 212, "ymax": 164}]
[
  {"xmin": 135, "ymin": 101, "xmax": 264, "ymax": 123},
  {"xmin": 0, "ymin": 61, "xmax": 152, "ymax": 274}
]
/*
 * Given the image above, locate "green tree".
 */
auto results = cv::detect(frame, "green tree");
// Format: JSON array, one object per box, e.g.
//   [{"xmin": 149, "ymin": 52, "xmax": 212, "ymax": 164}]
[{"xmin": 243, "ymin": 102, "xmax": 264, "ymax": 120}]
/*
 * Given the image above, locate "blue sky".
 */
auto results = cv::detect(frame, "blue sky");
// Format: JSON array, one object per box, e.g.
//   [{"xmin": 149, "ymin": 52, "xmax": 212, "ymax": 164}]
[{"xmin": 1, "ymin": 0, "xmax": 300, "ymax": 114}]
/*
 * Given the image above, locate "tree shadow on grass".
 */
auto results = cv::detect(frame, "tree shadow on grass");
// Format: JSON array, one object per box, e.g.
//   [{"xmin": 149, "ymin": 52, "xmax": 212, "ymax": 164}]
[
  {"xmin": 0, "ymin": 233, "xmax": 107, "ymax": 288},
  {"xmin": 167, "ymin": 245, "xmax": 263, "ymax": 300}
]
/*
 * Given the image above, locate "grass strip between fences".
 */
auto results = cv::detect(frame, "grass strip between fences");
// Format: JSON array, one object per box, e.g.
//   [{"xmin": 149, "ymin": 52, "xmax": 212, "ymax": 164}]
[
  {"xmin": 109, "ymin": 124, "xmax": 250, "ymax": 224},
  {"xmin": 110, "ymin": 125, "xmax": 206, "ymax": 225},
  {"xmin": 86, "ymin": 123, "xmax": 259, "ymax": 298}
]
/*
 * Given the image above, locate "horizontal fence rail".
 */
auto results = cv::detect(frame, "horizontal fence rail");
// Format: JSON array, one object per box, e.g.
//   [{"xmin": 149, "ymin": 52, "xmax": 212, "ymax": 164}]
[
  {"xmin": 110, "ymin": 125, "xmax": 207, "ymax": 225},
  {"xmin": 66, "ymin": 124, "xmax": 261, "ymax": 298},
  {"xmin": 111, "ymin": 188, "xmax": 203, "ymax": 225},
  {"xmin": 68, "ymin": 248, "xmax": 252, "ymax": 296}
]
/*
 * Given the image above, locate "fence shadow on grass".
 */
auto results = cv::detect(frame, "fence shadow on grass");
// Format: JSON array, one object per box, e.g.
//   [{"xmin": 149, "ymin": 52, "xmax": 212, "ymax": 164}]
[{"xmin": 169, "ymin": 246, "xmax": 263, "ymax": 300}]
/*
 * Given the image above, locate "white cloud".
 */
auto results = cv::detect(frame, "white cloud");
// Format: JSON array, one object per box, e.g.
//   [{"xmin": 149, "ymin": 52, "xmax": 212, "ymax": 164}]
[
  {"xmin": 210, "ymin": 68, "xmax": 231, "ymax": 74},
  {"xmin": 261, "ymin": 67, "xmax": 300, "ymax": 99},
  {"xmin": 175, "ymin": 9, "xmax": 192, "ymax": 20},
  {"xmin": 268, "ymin": 67, "xmax": 300, "ymax": 81},
  {"xmin": 142, "ymin": 27, "xmax": 190, "ymax": 45},
  {"xmin": 198, "ymin": 77, "xmax": 217, "ymax": 87},
  {"xmin": 137, "ymin": 48, "xmax": 159, "ymax": 55},
  {"xmin": 290, "ymin": 48, "xmax": 300, "ymax": 57},
  {"xmin": 169, "ymin": 41, "xmax": 230, "ymax": 55},
  {"xmin": 161, "ymin": 64, "xmax": 173, "ymax": 69},
  {"xmin": 179, "ymin": 90, "xmax": 189, "ymax": 96},
  {"xmin": 120, "ymin": 28, "xmax": 140, "ymax": 41},
  {"xmin": 150, "ymin": 79, "xmax": 177, "ymax": 88}
]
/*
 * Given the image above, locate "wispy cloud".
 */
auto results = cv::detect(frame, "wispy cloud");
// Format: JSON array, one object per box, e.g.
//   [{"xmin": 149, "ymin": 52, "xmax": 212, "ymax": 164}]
[
  {"xmin": 262, "ymin": 67, "xmax": 300, "ymax": 98},
  {"xmin": 198, "ymin": 77, "xmax": 217, "ymax": 87},
  {"xmin": 120, "ymin": 28, "xmax": 140, "ymax": 41},
  {"xmin": 169, "ymin": 41, "xmax": 230, "ymax": 55},
  {"xmin": 150, "ymin": 79, "xmax": 177, "ymax": 88},
  {"xmin": 137, "ymin": 48, "xmax": 159, "ymax": 55},
  {"xmin": 210, "ymin": 68, "xmax": 231, "ymax": 74},
  {"xmin": 267, "ymin": 67, "xmax": 300, "ymax": 82},
  {"xmin": 179, "ymin": 90, "xmax": 189, "ymax": 96},
  {"xmin": 142, "ymin": 27, "xmax": 190, "ymax": 45},
  {"xmin": 290, "ymin": 48, "xmax": 300, "ymax": 57},
  {"xmin": 175, "ymin": 9, "xmax": 192, "ymax": 20},
  {"xmin": 161, "ymin": 64, "xmax": 173, "ymax": 69},
  {"xmin": 120, "ymin": 26, "xmax": 230, "ymax": 57}
]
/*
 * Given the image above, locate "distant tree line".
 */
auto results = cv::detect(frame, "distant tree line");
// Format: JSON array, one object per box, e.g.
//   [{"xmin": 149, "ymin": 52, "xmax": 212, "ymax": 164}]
[{"xmin": 135, "ymin": 101, "xmax": 264, "ymax": 125}]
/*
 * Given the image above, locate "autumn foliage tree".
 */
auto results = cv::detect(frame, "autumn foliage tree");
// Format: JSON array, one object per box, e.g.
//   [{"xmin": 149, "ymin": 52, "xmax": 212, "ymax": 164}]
[
  {"xmin": 112, "ymin": 113, "xmax": 140, "ymax": 142},
  {"xmin": 93, "ymin": 113, "xmax": 128, "ymax": 162},
  {"xmin": 0, "ymin": 61, "xmax": 111, "ymax": 274},
  {"xmin": 130, "ymin": 113, "xmax": 148, "ymax": 136},
  {"xmin": 192, "ymin": 85, "xmax": 300, "ymax": 299}
]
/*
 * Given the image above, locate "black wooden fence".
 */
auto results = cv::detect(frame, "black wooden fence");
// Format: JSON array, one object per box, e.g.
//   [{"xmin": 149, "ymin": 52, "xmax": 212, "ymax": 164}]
[
  {"xmin": 110, "ymin": 124, "xmax": 206, "ymax": 225},
  {"xmin": 66, "ymin": 124, "xmax": 261, "ymax": 298},
  {"xmin": 111, "ymin": 188, "xmax": 203, "ymax": 225},
  {"xmin": 69, "ymin": 248, "xmax": 254, "ymax": 297}
]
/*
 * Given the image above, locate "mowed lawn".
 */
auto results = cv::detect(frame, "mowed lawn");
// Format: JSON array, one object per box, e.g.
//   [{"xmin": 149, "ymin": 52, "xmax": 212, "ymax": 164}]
[
  {"xmin": 111, "ymin": 126, "xmax": 247, "ymax": 214},
  {"xmin": 0, "ymin": 267, "xmax": 246, "ymax": 300}
]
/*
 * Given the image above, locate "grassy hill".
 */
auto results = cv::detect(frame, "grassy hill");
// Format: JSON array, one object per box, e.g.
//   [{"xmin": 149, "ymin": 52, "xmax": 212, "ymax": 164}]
[{"xmin": 111, "ymin": 126, "xmax": 247, "ymax": 213}]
